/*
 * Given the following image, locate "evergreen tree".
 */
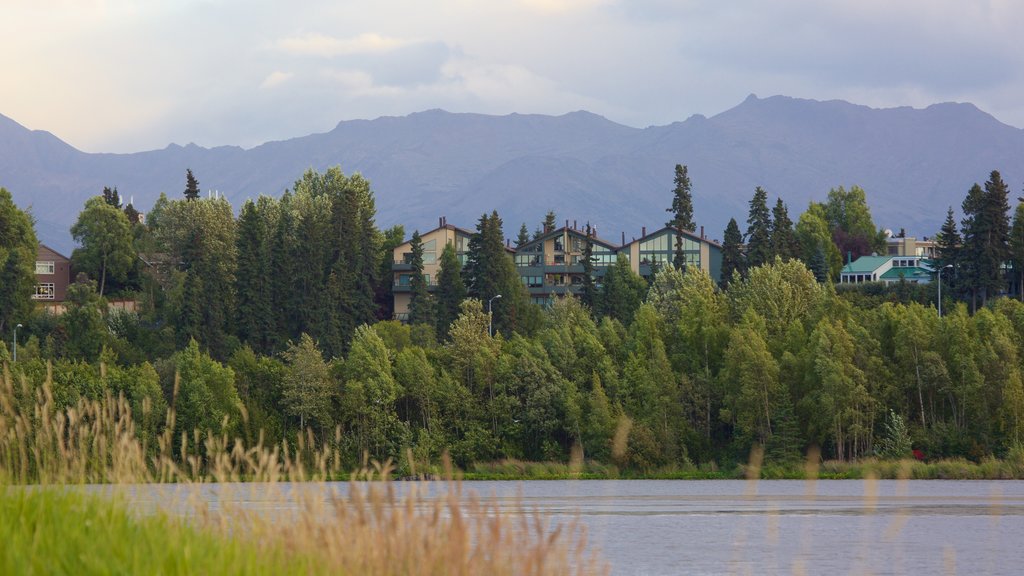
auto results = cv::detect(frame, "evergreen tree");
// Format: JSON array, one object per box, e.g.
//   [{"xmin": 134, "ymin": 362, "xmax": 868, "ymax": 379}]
[
  {"xmin": 542, "ymin": 211, "xmax": 557, "ymax": 234},
  {"xmin": 580, "ymin": 224, "xmax": 598, "ymax": 310},
  {"xmin": 407, "ymin": 231, "xmax": 436, "ymax": 327},
  {"xmin": 516, "ymin": 223, "xmax": 531, "ymax": 247},
  {"xmin": 1011, "ymin": 202, "xmax": 1024, "ymax": 302},
  {"xmin": 597, "ymin": 254, "xmax": 647, "ymax": 324},
  {"xmin": 464, "ymin": 211, "xmax": 536, "ymax": 336},
  {"xmin": 123, "ymin": 203, "xmax": 141, "ymax": 225},
  {"xmin": 936, "ymin": 207, "xmax": 961, "ymax": 273},
  {"xmin": 961, "ymin": 172, "xmax": 1011, "ymax": 309},
  {"xmin": 666, "ymin": 164, "xmax": 695, "ymax": 231},
  {"xmin": 719, "ymin": 218, "xmax": 745, "ymax": 287},
  {"xmin": 745, "ymin": 186, "xmax": 773, "ymax": 269},
  {"xmin": 435, "ymin": 242, "xmax": 466, "ymax": 339},
  {"xmin": 770, "ymin": 198, "xmax": 800, "ymax": 261},
  {"xmin": 808, "ymin": 246, "xmax": 829, "ymax": 283},
  {"xmin": 102, "ymin": 186, "xmax": 122, "ymax": 208},
  {"xmin": 375, "ymin": 225, "xmax": 405, "ymax": 321},
  {"xmin": 235, "ymin": 197, "xmax": 277, "ymax": 354},
  {"xmin": 184, "ymin": 169, "xmax": 200, "ymax": 201}
]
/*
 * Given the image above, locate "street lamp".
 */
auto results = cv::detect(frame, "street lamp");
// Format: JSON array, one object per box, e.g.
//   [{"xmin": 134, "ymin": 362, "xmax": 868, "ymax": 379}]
[
  {"xmin": 488, "ymin": 294, "xmax": 502, "ymax": 337},
  {"xmin": 13, "ymin": 323, "xmax": 22, "ymax": 363},
  {"xmin": 937, "ymin": 264, "xmax": 953, "ymax": 317}
]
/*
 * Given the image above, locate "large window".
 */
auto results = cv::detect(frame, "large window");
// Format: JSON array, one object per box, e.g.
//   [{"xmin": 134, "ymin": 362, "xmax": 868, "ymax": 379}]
[
  {"xmin": 423, "ymin": 239, "xmax": 437, "ymax": 265},
  {"xmin": 36, "ymin": 261, "xmax": 54, "ymax": 275},
  {"xmin": 32, "ymin": 283, "xmax": 54, "ymax": 300}
]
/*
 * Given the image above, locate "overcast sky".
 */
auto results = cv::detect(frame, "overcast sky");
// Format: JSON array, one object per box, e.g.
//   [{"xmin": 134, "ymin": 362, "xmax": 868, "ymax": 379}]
[{"xmin": 3, "ymin": 0, "xmax": 1023, "ymax": 153}]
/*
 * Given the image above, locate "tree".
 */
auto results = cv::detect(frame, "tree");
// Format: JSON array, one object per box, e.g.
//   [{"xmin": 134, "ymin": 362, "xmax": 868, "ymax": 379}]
[
  {"xmin": 516, "ymin": 223, "xmax": 531, "ymax": 248},
  {"xmin": 342, "ymin": 325, "xmax": 402, "ymax": 460},
  {"xmin": 102, "ymin": 186, "xmax": 122, "ymax": 208},
  {"xmin": 770, "ymin": 198, "xmax": 800, "ymax": 261},
  {"xmin": 375, "ymin": 225, "xmax": 406, "ymax": 321},
  {"xmin": 235, "ymin": 197, "xmax": 278, "ymax": 354},
  {"xmin": 0, "ymin": 188, "xmax": 37, "ymax": 334},
  {"xmin": 542, "ymin": 211, "xmax": 557, "ymax": 234},
  {"xmin": 61, "ymin": 274, "xmax": 108, "ymax": 361},
  {"xmin": 1011, "ymin": 201, "xmax": 1024, "ymax": 302},
  {"xmin": 666, "ymin": 164, "xmax": 695, "ymax": 231},
  {"xmin": 70, "ymin": 196, "xmax": 135, "ymax": 296},
  {"xmin": 824, "ymin": 185, "xmax": 883, "ymax": 259},
  {"xmin": 281, "ymin": 333, "xmax": 334, "ymax": 432},
  {"xmin": 961, "ymin": 172, "xmax": 1011, "ymax": 309},
  {"xmin": 720, "ymin": 309, "xmax": 785, "ymax": 448},
  {"xmin": 936, "ymin": 207, "xmax": 962, "ymax": 299},
  {"xmin": 597, "ymin": 254, "xmax": 647, "ymax": 325},
  {"xmin": 435, "ymin": 242, "xmax": 466, "ymax": 339},
  {"xmin": 184, "ymin": 169, "xmax": 200, "ymax": 201},
  {"xmin": 580, "ymin": 224, "xmax": 599, "ymax": 310},
  {"xmin": 407, "ymin": 231, "xmax": 436, "ymax": 327},
  {"xmin": 464, "ymin": 211, "xmax": 537, "ymax": 336},
  {"xmin": 745, "ymin": 186, "xmax": 773, "ymax": 269},
  {"xmin": 796, "ymin": 203, "xmax": 842, "ymax": 281},
  {"xmin": 719, "ymin": 218, "xmax": 745, "ymax": 287},
  {"xmin": 172, "ymin": 339, "xmax": 242, "ymax": 440}
]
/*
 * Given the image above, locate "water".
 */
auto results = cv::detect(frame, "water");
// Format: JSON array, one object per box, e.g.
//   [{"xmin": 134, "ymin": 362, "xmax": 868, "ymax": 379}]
[{"xmin": 106, "ymin": 479, "xmax": 1024, "ymax": 575}]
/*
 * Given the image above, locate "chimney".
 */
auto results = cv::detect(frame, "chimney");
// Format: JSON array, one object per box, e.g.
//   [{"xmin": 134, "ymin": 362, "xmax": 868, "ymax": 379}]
[
  {"xmin": 642, "ymin": 226, "xmax": 647, "ymax": 237},
  {"xmin": 700, "ymin": 225, "xmax": 704, "ymax": 239},
  {"xmin": 621, "ymin": 231, "xmax": 625, "ymax": 245},
  {"xmin": 573, "ymin": 220, "xmax": 577, "ymax": 230},
  {"xmin": 565, "ymin": 219, "xmax": 569, "ymax": 229},
  {"xmin": 439, "ymin": 217, "xmax": 443, "ymax": 228}
]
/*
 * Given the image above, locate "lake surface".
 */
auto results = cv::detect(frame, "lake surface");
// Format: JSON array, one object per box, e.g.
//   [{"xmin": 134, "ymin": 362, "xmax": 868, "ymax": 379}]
[{"xmin": 105, "ymin": 479, "xmax": 1024, "ymax": 575}]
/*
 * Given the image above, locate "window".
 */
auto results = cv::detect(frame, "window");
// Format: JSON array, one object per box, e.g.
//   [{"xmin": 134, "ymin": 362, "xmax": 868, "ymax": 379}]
[
  {"xmin": 521, "ymin": 275, "xmax": 543, "ymax": 288},
  {"xmin": 36, "ymin": 261, "xmax": 54, "ymax": 275},
  {"xmin": 33, "ymin": 283, "xmax": 55, "ymax": 300}
]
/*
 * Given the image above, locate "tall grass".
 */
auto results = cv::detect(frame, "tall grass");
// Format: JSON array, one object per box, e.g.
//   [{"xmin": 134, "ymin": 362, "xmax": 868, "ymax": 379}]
[{"xmin": 0, "ymin": 362, "xmax": 607, "ymax": 575}]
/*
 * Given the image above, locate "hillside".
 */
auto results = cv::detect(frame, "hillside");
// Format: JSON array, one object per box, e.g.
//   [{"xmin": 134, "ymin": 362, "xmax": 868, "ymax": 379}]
[{"xmin": 2, "ymin": 94, "xmax": 1023, "ymax": 254}]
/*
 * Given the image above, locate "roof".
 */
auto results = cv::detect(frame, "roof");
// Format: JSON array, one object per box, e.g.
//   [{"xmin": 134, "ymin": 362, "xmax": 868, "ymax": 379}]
[
  {"xmin": 841, "ymin": 255, "xmax": 892, "ymax": 274},
  {"xmin": 517, "ymin": 225, "xmax": 620, "ymax": 251},
  {"xmin": 622, "ymin": 225, "xmax": 722, "ymax": 249},
  {"xmin": 37, "ymin": 244, "xmax": 71, "ymax": 261},
  {"xmin": 880, "ymin": 267, "xmax": 934, "ymax": 281}
]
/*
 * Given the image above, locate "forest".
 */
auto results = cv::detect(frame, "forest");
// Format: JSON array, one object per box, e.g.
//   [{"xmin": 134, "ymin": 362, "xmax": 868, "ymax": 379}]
[{"xmin": 2, "ymin": 165, "xmax": 1024, "ymax": 475}]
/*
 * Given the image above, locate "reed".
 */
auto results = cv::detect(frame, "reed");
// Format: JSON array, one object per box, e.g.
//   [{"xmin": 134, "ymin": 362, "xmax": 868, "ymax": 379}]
[{"xmin": 0, "ymin": 363, "xmax": 608, "ymax": 575}]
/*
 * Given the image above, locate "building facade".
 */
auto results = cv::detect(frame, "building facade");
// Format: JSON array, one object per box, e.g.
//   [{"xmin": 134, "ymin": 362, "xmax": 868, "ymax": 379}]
[
  {"xmin": 513, "ymin": 226, "xmax": 620, "ymax": 306},
  {"xmin": 33, "ymin": 244, "xmax": 71, "ymax": 313},
  {"xmin": 618, "ymin": 226, "xmax": 723, "ymax": 283},
  {"xmin": 840, "ymin": 255, "xmax": 934, "ymax": 284},
  {"xmin": 391, "ymin": 218, "xmax": 474, "ymax": 321}
]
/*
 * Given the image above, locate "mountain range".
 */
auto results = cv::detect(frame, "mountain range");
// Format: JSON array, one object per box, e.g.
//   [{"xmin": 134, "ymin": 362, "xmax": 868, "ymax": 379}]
[{"xmin": 3, "ymin": 94, "xmax": 1023, "ymax": 255}]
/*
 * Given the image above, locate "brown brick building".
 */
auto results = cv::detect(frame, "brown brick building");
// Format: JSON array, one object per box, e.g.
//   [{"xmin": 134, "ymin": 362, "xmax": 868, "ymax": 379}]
[{"xmin": 33, "ymin": 244, "xmax": 71, "ymax": 312}]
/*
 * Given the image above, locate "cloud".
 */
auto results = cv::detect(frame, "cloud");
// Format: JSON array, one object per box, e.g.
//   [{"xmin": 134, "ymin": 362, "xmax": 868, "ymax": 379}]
[
  {"xmin": 259, "ymin": 71, "xmax": 293, "ymax": 89},
  {"xmin": 275, "ymin": 32, "xmax": 415, "ymax": 57}
]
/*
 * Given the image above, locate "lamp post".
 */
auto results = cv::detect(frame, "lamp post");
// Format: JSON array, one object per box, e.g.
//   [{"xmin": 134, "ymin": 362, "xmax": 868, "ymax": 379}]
[
  {"xmin": 488, "ymin": 294, "xmax": 502, "ymax": 337},
  {"xmin": 937, "ymin": 264, "xmax": 953, "ymax": 317},
  {"xmin": 13, "ymin": 323, "xmax": 22, "ymax": 363}
]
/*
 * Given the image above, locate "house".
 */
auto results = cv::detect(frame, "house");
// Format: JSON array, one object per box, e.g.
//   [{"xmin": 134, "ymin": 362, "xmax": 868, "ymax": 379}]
[
  {"xmin": 886, "ymin": 234, "xmax": 937, "ymax": 259},
  {"xmin": 618, "ymin": 225, "xmax": 723, "ymax": 283},
  {"xmin": 33, "ymin": 244, "xmax": 71, "ymax": 313},
  {"xmin": 391, "ymin": 217, "xmax": 475, "ymax": 321},
  {"xmin": 840, "ymin": 255, "xmax": 935, "ymax": 284},
  {"xmin": 513, "ymin": 224, "xmax": 620, "ymax": 306}
]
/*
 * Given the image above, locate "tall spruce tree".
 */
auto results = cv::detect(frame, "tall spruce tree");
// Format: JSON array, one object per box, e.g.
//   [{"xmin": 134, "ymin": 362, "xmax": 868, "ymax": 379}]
[
  {"xmin": 666, "ymin": 164, "xmax": 695, "ymax": 231},
  {"xmin": 235, "ymin": 197, "xmax": 277, "ymax": 354},
  {"xmin": 961, "ymin": 172, "xmax": 1011, "ymax": 310},
  {"xmin": 720, "ymin": 218, "xmax": 746, "ymax": 287},
  {"xmin": 745, "ymin": 186, "xmax": 772, "ymax": 269},
  {"xmin": 770, "ymin": 198, "xmax": 800, "ymax": 261},
  {"xmin": 435, "ymin": 242, "xmax": 466, "ymax": 339},
  {"xmin": 580, "ymin": 224, "xmax": 599, "ymax": 310},
  {"xmin": 184, "ymin": 169, "xmax": 200, "ymax": 201},
  {"xmin": 936, "ymin": 207, "xmax": 962, "ymax": 300},
  {"xmin": 102, "ymin": 186, "xmax": 122, "ymax": 208},
  {"xmin": 1011, "ymin": 202, "xmax": 1024, "ymax": 302},
  {"xmin": 516, "ymin": 223, "xmax": 531, "ymax": 247},
  {"xmin": 407, "ymin": 231, "xmax": 435, "ymax": 327},
  {"xmin": 543, "ymin": 211, "xmax": 557, "ymax": 234}
]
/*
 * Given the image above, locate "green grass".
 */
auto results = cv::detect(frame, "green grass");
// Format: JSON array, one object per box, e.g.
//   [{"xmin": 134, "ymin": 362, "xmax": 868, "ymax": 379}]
[{"xmin": 0, "ymin": 486, "xmax": 316, "ymax": 576}]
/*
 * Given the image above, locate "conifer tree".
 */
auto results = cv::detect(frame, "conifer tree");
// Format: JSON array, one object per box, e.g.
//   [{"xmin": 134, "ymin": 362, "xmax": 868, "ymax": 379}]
[
  {"xmin": 235, "ymin": 197, "xmax": 277, "ymax": 354},
  {"xmin": 961, "ymin": 172, "xmax": 1010, "ymax": 309},
  {"xmin": 543, "ymin": 211, "xmax": 557, "ymax": 234},
  {"xmin": 598, "ymin": 254, "xmax": 647, "ymax": 324},
  {"xmin": 102, "ymin": 186, "xmax": 122, "ymax": 208},
  {"xmin": 580, "ymin": 224, "xmax": 599, "ymax": 310},
  {"xmin": 770, "ymin": 198, "xmax": 800, "ymax": 261},
  {"xmin": 666, "ymin": 164, "xmax": 695, "ymax": 231},
  {"xmin": 719, "ymin": 218, "xmax": 745, "ymax": 287},
  {"xmin": 184, "ymin": 169, "xmax": 200, "ymax": 201},
  {"xmin": 435, "ymin": 242, "xmax": 466, "ymax": 339},
  {"xmin": 516, "ymin": 223, "xmax": 531, "ymax": 247},
  {"xmin": 936, "ymin": 207, "xmax": 962, "ymax": 299},
  {"xmin": 407, "ymin": 231, "xmax": 436, "ymax": 327},
  {"xmin": 745, "ymin": 186, "xmax": 772, "ymax": 269},
  {"xmin": 1011, "ymin": 202, "xmax": 1024, "ymax": 302}
]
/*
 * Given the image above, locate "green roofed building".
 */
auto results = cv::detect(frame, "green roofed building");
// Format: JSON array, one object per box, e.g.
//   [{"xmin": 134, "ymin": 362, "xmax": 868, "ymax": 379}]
[{"xmin": 840, "ymin": 255, "xmax": 935, "ymax": 284}]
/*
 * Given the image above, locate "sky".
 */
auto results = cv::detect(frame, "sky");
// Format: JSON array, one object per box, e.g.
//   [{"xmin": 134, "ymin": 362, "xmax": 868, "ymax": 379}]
[{"xmin": 2, "ymin": 0, "xmax": 1023, "ymax": 153}]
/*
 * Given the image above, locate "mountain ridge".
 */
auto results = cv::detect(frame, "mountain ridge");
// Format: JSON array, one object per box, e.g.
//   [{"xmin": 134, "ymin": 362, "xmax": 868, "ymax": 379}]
[{"xmin": 2, "ymin": 95, "xmax": 1022, "ymax": 255}]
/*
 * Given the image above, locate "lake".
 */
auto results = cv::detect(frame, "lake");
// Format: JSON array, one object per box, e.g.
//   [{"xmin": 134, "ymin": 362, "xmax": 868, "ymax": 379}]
[{"xmin": 106, "ymin": 479, "xmax": 1024, "ymax": 575}]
